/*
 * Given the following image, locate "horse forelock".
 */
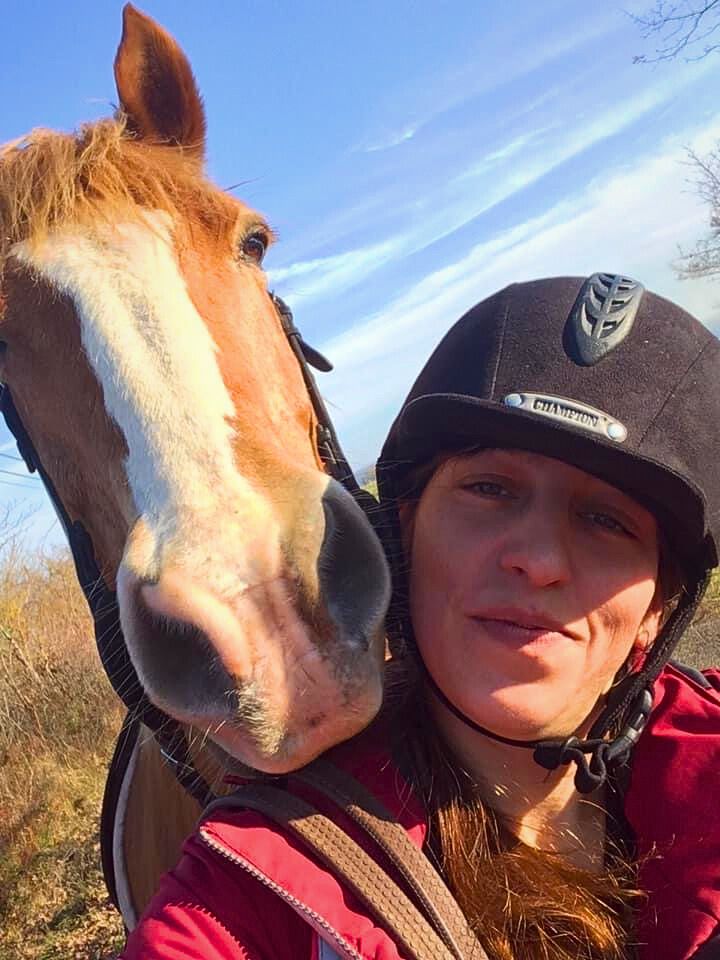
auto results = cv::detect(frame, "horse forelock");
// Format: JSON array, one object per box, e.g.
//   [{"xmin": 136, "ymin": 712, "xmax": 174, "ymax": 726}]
[{"xmin": 0, "ymin": 117, "xmax": 246, "ymax": 256}]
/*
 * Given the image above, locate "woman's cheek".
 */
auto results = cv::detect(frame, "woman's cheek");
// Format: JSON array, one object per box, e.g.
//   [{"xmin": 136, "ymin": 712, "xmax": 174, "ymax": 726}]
[{"xmin": 587, "ymin": 594, "xmax": 650, "ymax": 690}]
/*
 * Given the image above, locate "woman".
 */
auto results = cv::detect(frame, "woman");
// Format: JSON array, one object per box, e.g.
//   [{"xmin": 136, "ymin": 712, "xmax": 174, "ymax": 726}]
[{"xmin": 121, "ymin": 274, "xmax": 720, "ymax": 960}]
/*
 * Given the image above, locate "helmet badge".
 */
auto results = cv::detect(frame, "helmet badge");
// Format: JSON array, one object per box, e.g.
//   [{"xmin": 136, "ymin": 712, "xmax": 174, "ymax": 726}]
[
  {"xmin": 565, "ymin": 273, "xmax": 645, "ymax": 366},
  {"xmin": 503, "ymin": 392, "xmax": 627, "ymax": 443}
]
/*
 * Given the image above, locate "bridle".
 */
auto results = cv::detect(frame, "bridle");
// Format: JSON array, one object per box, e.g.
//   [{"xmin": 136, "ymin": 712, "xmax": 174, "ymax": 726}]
[{"xmin": 0, "ymin": 292, "xmax": 365, "ymax": 806}]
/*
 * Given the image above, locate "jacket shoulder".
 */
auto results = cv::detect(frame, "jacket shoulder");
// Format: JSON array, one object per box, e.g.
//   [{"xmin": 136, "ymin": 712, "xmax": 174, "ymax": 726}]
[
  {"xmin": 625, "ymin": 664, "xmax": 720, "ymax": 960},
  {"xmin": 628, "ymin": 662, "xmax": 720, "ymax": 831},
  {"xmin": 196, "ymin": 742, "xmax": 422, "ymax": 960},
  {"xmin": 124, "ymin": 740, "xmax": 420, "ymax": 960},
  {"xmin": 667, "ymin": 660, "xmax": 720, "ymax": 692},
  {"xmin": 121, "ymin": 826, "xmax": 311, "ymax": 960}
]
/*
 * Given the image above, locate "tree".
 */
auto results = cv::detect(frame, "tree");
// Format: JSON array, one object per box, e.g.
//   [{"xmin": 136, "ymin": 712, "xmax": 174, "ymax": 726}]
[
  {"xmin": 632, "ymin": 3, "xmax": 720, "ymax": 277},
  {"xmin": 676, "ymin": 148, "xmax": 720, "ymax": 278},
  {"xmin": 632, "ymin": 1, "xmax": 720, "ymax": 63}
]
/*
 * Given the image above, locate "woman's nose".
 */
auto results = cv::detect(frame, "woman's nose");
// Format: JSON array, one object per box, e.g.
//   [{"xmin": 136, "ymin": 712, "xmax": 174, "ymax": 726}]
[{"xmin": 497, "ymin": 511, "xmax": 572, "ymax": 588}]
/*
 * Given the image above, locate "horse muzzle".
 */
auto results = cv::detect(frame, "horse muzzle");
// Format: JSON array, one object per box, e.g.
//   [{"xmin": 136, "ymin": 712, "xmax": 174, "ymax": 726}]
[{"xmin": 116, "ymin": 480, "xmax": 390, "ymax": 772}]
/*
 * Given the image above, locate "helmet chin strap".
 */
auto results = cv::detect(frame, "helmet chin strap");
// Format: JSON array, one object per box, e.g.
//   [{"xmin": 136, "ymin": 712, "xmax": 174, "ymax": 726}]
[
  {"xmin": 411, "ymin": 551, "xmax": 711, "ymax": 795},
  {"xmin": 419, "ymin": 657, "xmax": 654, "ymax": 794}
]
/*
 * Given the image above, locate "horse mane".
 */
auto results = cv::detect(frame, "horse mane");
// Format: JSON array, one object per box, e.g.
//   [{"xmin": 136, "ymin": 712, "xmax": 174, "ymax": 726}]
[{"xmin": 0, "ymin": 117, "xmax": 236, "ymax": 255}]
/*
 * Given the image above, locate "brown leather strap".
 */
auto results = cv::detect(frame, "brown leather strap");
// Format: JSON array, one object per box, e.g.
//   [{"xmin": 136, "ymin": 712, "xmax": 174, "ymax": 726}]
[
  {"xmin": 222, "ymin": 783, "xmax": 464, "ymax": 960},
  {"xmin": 295, "ymin": 759, "xmax": 486, "ymax": 960}
]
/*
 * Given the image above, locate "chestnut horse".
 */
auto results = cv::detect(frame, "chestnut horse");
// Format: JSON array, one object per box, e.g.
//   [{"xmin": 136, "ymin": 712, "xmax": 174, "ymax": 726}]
[{"xmin": 0, "ymin": 5, "xmax": 390, "ymax": 925}]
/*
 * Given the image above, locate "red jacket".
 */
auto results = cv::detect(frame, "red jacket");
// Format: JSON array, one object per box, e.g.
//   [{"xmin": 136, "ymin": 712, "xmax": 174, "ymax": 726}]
[{"xmin": 121, "ymin": 664, "xmax": 720, "ymax": 960}]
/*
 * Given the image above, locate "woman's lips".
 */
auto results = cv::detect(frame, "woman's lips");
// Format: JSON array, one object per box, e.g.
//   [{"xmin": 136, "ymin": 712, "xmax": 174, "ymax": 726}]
[{"xmin": 469, "ymin": 609, "xmax": 577, "ymax": 648}]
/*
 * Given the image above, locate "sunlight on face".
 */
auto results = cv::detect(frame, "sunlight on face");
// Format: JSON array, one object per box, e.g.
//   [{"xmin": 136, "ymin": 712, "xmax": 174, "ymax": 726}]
[{"xmin": 402, "ymin": 449, "xmax": 661, "ymax": 740}]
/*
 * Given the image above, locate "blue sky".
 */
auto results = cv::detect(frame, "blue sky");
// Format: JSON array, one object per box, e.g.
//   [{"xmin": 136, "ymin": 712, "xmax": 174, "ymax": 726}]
[{"xmin": 2, "ymin": 1, "xmax": 720, "ymax": 550}]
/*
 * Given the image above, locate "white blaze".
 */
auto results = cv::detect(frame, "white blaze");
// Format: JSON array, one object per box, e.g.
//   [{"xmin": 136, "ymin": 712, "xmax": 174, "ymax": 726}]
[{"xmin": 13, "ymin": 215, "xmax": 286, "ymax": 592}]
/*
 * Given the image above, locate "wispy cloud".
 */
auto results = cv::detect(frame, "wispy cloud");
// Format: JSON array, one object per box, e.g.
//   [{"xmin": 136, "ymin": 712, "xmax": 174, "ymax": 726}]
[
  {"xmin": 272, "ymin": 66, "xmax": 714, "ymax": 310},
  {"xmin": 319, "ymin": 115, "xmax": 720, "ymax": 466},
  {"xmin": 412, "ymin": 62, "xmax": 718, "ymax": 249},
  {"xmin": 268, "ymin": 238, "xmax": 404, "ymax": 305},
  {"xmin": 454, "ymin": 126, "xmax": 558, "ymax": 177},
  {"xmin": 358, "ymin": 125, "xmax": 418, "ymax": 154},
  {"xmin": 352, "ymin": 13, "xmax": 620, "ymax": 160}
]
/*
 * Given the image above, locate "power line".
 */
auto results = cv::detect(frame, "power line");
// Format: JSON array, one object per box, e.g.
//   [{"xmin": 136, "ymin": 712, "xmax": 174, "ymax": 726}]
[
  {"xmin": 0, "ymin": 478, "xmax": 43, "ymax": 490},
  {"xmin": 0, "ymin": 452, "xmax": 23, "ymax": 463},
  {"xmin": 0, "ymin": 467, "xmax": 39, "ymax": 482}
]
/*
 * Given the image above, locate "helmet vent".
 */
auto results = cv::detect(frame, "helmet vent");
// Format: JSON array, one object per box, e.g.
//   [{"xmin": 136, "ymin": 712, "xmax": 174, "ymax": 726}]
[{"xmin": 564, "ymin": 273, "xmax": 645, "ymax": 366}]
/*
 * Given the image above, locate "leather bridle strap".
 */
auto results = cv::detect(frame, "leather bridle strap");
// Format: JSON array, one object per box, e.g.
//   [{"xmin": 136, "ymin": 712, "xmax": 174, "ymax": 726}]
[
  {"xmin": 202, "ymin": 784, "xmax": 487, "ymax": 960},
  {"xmin": 294, "ymin": 758, "xmax": 485, "ymax": 960},
  {"xmin": 271, "ymin": 292, "xmax": 357, "ymax": 490},
  {"xmin": 0, "ymin": 294, "xmax": 358, "ymax": 806}
]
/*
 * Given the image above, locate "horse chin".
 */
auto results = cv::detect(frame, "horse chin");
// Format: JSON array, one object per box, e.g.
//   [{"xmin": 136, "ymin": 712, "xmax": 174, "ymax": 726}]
[
  {"xmin": 164, "ymin": 649, "xmax": 385, "ymax": 776},
  {"xmin": 207, "ymin": 676, "xmax": 384, "ymax": 775},
  {"xmin": 201, "ymin": 618, "xmax": 384, "ymax": 774}
]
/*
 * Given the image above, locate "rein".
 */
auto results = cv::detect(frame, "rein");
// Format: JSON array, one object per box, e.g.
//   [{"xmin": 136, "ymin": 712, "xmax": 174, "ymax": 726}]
[{"xmin": 0, "ymin": 293, "xmax": 361, "ymax": 806}]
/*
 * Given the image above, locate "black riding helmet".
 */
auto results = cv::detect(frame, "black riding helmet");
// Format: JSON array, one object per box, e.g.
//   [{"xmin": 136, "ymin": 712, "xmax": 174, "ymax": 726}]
[{"xmin": 377, "ymin": 274, "xmax": 720, "ymax": 793}]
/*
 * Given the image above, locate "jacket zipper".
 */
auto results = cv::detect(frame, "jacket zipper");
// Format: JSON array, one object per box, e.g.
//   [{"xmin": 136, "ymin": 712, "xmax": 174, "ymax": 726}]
[{"xmin": 198, "ymin": 827, "xmax": 364, "ymax": 960}]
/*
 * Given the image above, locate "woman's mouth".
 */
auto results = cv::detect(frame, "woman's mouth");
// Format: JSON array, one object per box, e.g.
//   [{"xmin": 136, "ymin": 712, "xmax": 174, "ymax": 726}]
[{"xmin": 469, "ymin": 609, "xmax": 576, "ymax": 649}]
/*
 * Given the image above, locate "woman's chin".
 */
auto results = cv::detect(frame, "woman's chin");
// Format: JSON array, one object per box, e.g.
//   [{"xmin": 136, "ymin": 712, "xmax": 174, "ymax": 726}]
[{"xmin": 458, "ymin": 687, "xmax": 587, "ymax": 743}]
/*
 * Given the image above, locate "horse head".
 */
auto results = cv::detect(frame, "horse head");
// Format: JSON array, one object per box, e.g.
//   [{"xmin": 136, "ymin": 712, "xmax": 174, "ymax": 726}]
[{"xmin": 0, "ymin": 4, "xmax": 390, "ymax": 774}]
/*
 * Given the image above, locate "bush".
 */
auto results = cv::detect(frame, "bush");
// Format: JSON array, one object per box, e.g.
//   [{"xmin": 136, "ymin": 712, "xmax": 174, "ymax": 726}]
[{"xmin": 0, "ymin": 548, "xmax": 124, "ymax": 959}]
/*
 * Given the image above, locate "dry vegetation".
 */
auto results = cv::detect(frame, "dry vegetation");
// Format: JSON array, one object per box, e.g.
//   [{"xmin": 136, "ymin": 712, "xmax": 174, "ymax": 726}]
[
  {"xmin": 0, "ymin": 535, "xmax": 716, "ymax": 960},
  {"xmin": 0, "ymin": 548, "xmax": 124, "ymax": 960},
  {"xmin": 680, "ymin": 571, "xmax": 720, "ymax": 670}
]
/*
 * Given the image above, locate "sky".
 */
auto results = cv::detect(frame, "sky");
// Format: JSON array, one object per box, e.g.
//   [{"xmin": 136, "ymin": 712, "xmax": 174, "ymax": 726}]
[{"xmin": 1, "ymin": 0, "xmax": 720, "ymax": 550}]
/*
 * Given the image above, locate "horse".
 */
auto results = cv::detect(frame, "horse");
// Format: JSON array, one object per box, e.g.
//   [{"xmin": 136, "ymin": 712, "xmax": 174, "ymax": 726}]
[{"xmin": 0, "ymin": 4, "xmax": 390, "ymax": 926}]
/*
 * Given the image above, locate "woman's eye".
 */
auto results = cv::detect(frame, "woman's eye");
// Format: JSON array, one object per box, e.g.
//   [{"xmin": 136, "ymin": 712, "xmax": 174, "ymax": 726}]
[
  {"xmin": 585, "ymin": 511, "xmax": 631, "ymax": 536},
  {"xmin": 241, "ymin": 231, "xmax": 268, "ymax": 265},
  {"xmin": 464, "ymin": 480, "xmax": 511, "ymax": 498}
]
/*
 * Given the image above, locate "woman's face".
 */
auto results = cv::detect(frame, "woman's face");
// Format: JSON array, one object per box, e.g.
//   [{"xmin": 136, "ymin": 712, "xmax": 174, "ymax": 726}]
[{"xmin": 402, "ymin": 448, "xmax": 662, "ymax": 741}]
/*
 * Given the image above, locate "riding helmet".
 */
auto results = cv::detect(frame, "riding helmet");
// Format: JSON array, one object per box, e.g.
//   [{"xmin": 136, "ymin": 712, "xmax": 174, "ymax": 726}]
[{"xmin": 377, "ymin": 273, "xmax": 720, "ymax": 791}]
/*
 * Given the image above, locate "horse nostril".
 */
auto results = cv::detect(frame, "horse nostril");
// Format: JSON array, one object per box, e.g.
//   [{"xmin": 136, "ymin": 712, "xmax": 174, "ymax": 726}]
[
  {"xmin": 130, "ymin": 584, "xmax": 238, "ymax": 716},
  {"xmin": 140, "ymin": 573, "xmax": 254, "ymax": 680},
  {"xmin": 319, "ymin": 483, "xmax": 391, "ymax": 648}
]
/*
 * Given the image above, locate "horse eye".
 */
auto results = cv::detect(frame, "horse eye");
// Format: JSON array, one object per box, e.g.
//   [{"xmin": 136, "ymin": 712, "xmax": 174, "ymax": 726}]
[{"xmin": 241, "ymin": 231, "xmax": 268, "ymax": 265}]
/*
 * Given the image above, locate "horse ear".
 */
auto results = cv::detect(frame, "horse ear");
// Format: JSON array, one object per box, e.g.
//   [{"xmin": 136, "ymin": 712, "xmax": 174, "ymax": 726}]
[{"xmin": 114, "ymin": 4, "xmax": 206, "ymax": 159}]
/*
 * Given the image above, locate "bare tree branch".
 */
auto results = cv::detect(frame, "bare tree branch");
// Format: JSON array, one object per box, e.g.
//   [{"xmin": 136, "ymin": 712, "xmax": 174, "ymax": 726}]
[
  {"xmin": 674, "ymin": 147, "xmax": 720, "ymax": 278},
  {"xmin": 631, "ymin": 0, "xmax": 720, "ymax": 62}
]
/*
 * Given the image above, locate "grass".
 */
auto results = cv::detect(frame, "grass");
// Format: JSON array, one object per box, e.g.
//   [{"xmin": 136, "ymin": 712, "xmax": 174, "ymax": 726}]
[
  {"xmin": 676, "ymin": 570, "xmax": 720, "ymax": 671},
  {"xmin": 0, "ymin": 548, "xmax": 124, "ymax": 960}
]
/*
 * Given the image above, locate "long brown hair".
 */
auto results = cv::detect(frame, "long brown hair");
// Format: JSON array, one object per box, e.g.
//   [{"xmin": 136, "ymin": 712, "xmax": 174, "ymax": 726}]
[{"xmin": 381, "ymin": 659, "xmax": 643, "ymax": 960}]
